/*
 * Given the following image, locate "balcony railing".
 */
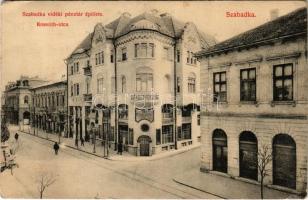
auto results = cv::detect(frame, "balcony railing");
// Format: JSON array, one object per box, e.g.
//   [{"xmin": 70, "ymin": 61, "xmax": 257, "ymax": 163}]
[
  {"xmin": 83, "ymin": 66, "xmax": 92, "ymax": 76},
  {"xmin": 83, "ymin": 93, "xmax": 92, "ymax": 102}
]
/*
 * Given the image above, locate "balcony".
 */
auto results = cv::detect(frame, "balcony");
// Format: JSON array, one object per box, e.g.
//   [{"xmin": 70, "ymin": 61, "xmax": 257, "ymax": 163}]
[
  {"xmin": 83, "ymin": 94, "xmax": 92, "ymax": 102},
  {"xmin": 83, "ymin": 66, "xmax": 92, "ymax": 76}
]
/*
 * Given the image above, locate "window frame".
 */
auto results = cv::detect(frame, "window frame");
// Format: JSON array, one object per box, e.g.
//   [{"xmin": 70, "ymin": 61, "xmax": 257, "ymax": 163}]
[
  {"xmin": 213, "ymin": 71, "xmax": 227, "ymax": 102},
  {"xmin": 240, "ymin": 68, "xmax": 256, "ymax": 102},
  {"xmin": 273, "ymin": 63, "xmax": 293, "ymax": 101}
]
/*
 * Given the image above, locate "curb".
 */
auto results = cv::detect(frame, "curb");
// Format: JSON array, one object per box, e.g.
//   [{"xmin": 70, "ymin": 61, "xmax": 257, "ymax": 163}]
[
  {"xmin": 19, "ymin": 130, "xmax": 110, "ymax": 160},
  {"xmin": 172, "ymin": 178, "xmax": 226, "ymax": 199}
]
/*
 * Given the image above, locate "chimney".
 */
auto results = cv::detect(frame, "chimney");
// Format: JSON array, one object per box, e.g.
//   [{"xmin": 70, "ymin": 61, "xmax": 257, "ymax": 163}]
[{"xmin": 270, "ymin": 9, "xmax": 279, "ymax": 21}]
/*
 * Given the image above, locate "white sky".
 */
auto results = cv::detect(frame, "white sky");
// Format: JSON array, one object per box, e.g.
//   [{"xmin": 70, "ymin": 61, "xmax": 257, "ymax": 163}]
[{"xmin": 1, "ymin": 1, "xmax": 306, "ymax": 91}]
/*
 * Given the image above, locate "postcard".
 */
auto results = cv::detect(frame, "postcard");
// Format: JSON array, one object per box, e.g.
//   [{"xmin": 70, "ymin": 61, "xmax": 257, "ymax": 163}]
[{"xmin": 0, "ymin": 1, "xmax": 307, "ymax": 199}]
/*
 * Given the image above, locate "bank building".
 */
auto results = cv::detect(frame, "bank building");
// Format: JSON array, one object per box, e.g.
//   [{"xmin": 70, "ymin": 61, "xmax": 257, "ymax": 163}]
[{"xmin": 66, "ymin": 10, "xmax": 216, "ymax": 156}]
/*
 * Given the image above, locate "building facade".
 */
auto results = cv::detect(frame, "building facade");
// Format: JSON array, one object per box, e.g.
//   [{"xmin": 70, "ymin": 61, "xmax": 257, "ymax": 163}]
[
  {"xmin": 2, "ymin": 76, "xmax": 48, "ymax": 125},
  {"xmin": 196, "ymin": 8, "xmax": 307, "ymax": 194},
  {"xmin": 66, "ymin": 10, "xmax": 216, "ymax": 156},
  {"xmin": 30, "ymin": 80, "xmax": 67, "ymax": 136}
]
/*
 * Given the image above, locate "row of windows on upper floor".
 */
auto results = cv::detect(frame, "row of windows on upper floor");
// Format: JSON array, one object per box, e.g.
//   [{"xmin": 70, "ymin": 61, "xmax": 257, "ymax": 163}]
[
  {"xmin": 69, "ymin": 43, "xmax": 198, "ymax": 75},
  {"xmin": 212, "ymin": 63, "xmax": 294, "ymax": 103},
  {"xmin": 33, "ymin": 94, "xmax": 66, "ymax": 108},
  {"xmin": 70, "ymin": 73, "xmax": 197, "ymax": 96}
]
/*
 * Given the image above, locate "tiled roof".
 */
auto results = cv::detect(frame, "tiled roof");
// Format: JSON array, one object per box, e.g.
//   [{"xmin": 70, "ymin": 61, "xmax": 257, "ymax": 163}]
[
  {"xmin": 69, "ymin": 11, "xmax": 216, "ymax": 57},
  {"xmin": 196, "ymin": 7, "xmax": 307, "ymax": 56}
]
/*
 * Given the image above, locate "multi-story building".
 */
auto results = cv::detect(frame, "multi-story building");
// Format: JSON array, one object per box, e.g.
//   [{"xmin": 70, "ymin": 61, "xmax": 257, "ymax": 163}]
[
  {"xmin": 196, "ymin": 8, "xmax": 307, "ymax": 194},
  {"xmin": 2, "ymin": 76, "xmax": 48, "ymax": 125},
  {"xmin": 30, "ymin": 79, "xmax": 67, "ymax": 136},
  {"xmin": 66, "ymin": 10, "xmax": 216, "ymax": 156}
]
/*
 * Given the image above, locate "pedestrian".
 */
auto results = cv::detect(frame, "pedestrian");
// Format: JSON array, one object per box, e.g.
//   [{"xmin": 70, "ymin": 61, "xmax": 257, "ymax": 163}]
[
  {"xmin": 118, "ymin": 142, "xmax": 123, "ymax": 155},
  {"xmin": 81, "ymin": 137, "xmax": 85, "ymax": 146},
  {"xmin": 85, "ymin": 134, "xmax": 90, "ymax": 142},
  {"xmin": 14, "ymin": 133, "xmax": 19, "ymax": 141},
  {"xmin": 53, "ymin": 142, "xmax": 59, "ymax": 155}
]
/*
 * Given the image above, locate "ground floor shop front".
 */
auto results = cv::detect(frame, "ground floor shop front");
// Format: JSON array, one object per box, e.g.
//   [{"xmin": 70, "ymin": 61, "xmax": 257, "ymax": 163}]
[
  {"xmin": 67, "ymin": 103, "xmax": 201, "ymax": 157},
  {"xmin": 200, "ymin": 114, "xmax": 307, "ymax": 194}
]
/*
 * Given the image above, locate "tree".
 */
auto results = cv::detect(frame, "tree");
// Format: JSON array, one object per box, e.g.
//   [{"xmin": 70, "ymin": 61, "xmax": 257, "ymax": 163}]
[
  {"xmin": 257, "ymin": 144, "xmax": 272, "ymax": 199},
  {"xmin": 36, "ymin": 172, "xmax": 57, "ymax": 199},
  {"xmin": 1, "ymin": 117, "xmax": 10, "ymax": 143}
]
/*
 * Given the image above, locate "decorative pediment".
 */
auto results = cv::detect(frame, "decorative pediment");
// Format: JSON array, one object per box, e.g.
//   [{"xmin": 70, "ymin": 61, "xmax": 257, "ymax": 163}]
[
  {"xmin": 182, "ymin": 23, "xmax": 201, "ymax": 50},
  {"xmin": 92, "ymin": 23, "xmax": 106, "ymax": 46}
]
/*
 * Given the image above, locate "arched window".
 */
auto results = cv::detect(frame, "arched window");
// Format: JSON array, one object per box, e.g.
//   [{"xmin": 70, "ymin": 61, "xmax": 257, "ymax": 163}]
[
  {"xmin": 273, "ymin": 134, "xmax": 296, "ymax": 189},
  {"xmin": 212, "ymin": 129, "xmax": 228, "ymax": 173},
  {"xmin": 239, "ymin": 131, "xmax": 258, "ymax": 180},
  {"xmin": 121, "ymin": 76, "xmax": 126, "ymax": 93},
  {"xmin": 24, "ymin": 95, "xmax": 29, "ymax": 104}
]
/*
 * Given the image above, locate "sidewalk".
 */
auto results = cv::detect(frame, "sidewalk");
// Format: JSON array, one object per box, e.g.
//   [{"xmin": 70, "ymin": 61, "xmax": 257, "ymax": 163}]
[
  {"xmin": 173, "ymin": 168, "xmax": 302, "ymax": 199},
  {"xmin": 18, "ymin": 126, "xmax": 200, "ymax": 162}
]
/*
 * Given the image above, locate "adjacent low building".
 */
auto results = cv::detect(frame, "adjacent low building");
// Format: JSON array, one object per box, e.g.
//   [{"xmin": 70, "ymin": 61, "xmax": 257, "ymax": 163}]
[
  {"xmin": 66, "ymin": 10, "xmax": 216, "ymax": 156},
  {"xmin": 30, "ymin": 79, "xmax": 67, "ymax": 137},
  {"xmin": 196, "ymin": 8, "xmax": 307, "ymax": 194}
]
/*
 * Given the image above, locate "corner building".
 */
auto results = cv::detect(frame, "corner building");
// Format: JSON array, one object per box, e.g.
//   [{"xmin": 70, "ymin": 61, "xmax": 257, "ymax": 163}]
[
  {"xmin": 196, "ymin": 8, "xmax": 307, "ymax": 194},
  {"xmin": 66, "ymin": 10, "xmax": 216, "ymax": 156}
]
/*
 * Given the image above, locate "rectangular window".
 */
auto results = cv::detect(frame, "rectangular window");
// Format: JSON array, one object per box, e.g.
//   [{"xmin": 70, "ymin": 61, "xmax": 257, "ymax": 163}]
[
  {"xmin": 71, "ymin": 66, "xmax": 74, "ymax": 75},
  {"xmin": 197, "ymin": 114, "xmax": 200, "ymax": 126},
  {"xmin": 240, "ymin": 68, "xmax": 256, "ymax": 101},
  {"xmin": 110, "ymin": 50, "xmax": 114, "ymax": 63},
  {"xmin": 162, "ymin": 125, "xmax": 173, "ymax": 144},
  {"xmin": 213, "ymin": 72, "xmax": 227, "ymax": 102},
  {"xmin": 134, "ymin": 44, "xmax": 139, "ymax": 57},
  {"xmin": 187, "ymin": 51, "xmax": 190, "ymax": 63},
  {"xmin": 95, "ymin": 53, "xmax": 98, "ymax": 65},
  {"xmin": 56, "ymin": 96, "xmax": 59, "ymax": 106},
  {"xmin": 71, "ymin": 85, "xmax": 74, "ymax": 96},
  {"xmin": 273, "ymin": 63, "xmax": 293, "ymax": 101},
  {"xmin": 163, "ymin": 47, "xmax": 169, "ymax": 60},
  {"xmin": 140, "ymin": 43, "xmax": 147, "ymax": 57},
  {"xmin": 177, "ymin": 77, "xmax": 180, "ymax": 93},
  {"xmin": 86, "ymin": 60, "xmax": 90, "ymax": 67},
  {"xmin": 177, "ymin": 50, "xmax": 180, "ymax": 62},
  {"xmin": 190, "ymin": 52, "xmax": 193, "ymax": 64},
  {"xmin": 182, "ymin": 123, "xmax": 191, "ymax": 139},
  {"xmin": 101, "ymin": 52, "xmax": 104, "ymax": 64},
  {"xmin": 97, "ymin": 78, "xmax": 104, "ymax": 94},
  {"xmin": 156, "ymin": 129, "xmax": 161, "ymax": 145},
  {"xmin": 122, "ymin": 47, "xmax": 127, "ymax": 61},
  {"xmin": 76, "ymin": 84, "xmax": 79, "ymax": 96},
  {"xmin": 188, "ymin": 77, "xmax": 196, "ymax": 93},
  {"xmin": 149, "ymin": 43, "xmax": 154, "ymax": 57}
]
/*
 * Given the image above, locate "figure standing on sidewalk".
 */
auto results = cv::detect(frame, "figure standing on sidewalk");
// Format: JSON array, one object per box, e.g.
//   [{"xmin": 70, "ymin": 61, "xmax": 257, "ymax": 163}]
[
  {"xmin": 53, "ymin": 142, "xmax": 59, "ymax": 155},
  {"xmin": 81, "ymin": 137, "xmax": 85, "ymax": 146},
  {"xmin": 14, "ymin": 133, "xmax": 19, "ymax": 141}
]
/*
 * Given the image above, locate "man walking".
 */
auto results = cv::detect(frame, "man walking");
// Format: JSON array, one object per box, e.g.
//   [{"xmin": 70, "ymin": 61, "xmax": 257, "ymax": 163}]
[
  {"xmin": 14, "ymin": 133, "xmax": 19, "ymax": 141},
  {"xmin": 53, "ymin": 142, "xmax": 59, "ymax": 155}
]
